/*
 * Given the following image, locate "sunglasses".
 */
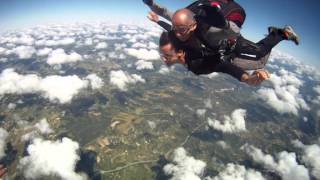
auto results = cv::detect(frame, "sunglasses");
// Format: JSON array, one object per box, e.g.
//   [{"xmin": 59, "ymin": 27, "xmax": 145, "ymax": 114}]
[
  {"xmin": 173, "ymin": 23, "xmax": 196, "ymax": 34},
  {"xmin": 160, "ymin": 49, "xmax": 176, "ymax": 59}
]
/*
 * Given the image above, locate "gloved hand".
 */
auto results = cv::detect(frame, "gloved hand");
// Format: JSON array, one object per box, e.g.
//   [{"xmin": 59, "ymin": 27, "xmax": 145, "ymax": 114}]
[{"xmin": 143, "ymin": 0, "xmax": 153, "ymax": 6}]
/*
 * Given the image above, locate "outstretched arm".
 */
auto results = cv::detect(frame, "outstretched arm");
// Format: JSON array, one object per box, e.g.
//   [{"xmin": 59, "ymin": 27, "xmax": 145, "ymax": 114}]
[
  {"xmin": 147, "ymin": 11, "xmax": 172, "ymax": 31},
  {"xmin": 143, "ymin": 0, "xmax": 173, "ymax": 21},
  {"xmin": 241, "ymin": 69, "xmax": 270, "ymax": 86},
  {"xmin": 215, "ymin": 62, "xmax": 269, "ymax": 86}
]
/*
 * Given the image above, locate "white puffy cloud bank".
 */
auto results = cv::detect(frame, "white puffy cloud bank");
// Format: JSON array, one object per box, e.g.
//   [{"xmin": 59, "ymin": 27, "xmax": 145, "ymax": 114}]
[
  {"xmin": 47, "ymin": 48, "xmax": 83, "ymax": 65},
  {"xmin": 22, "ymin": 118, "xmax": 54, "ymax": 142},
  {"xmin": 207, "ymin": 163, "xmax": 265, "ymax": 180},
  {"xmin": 135, "ymin": 60, "xmax": 154, "ymax": 70},
  {"xmin": 125, "ymin": 48, "xmax": 160, "ymax": 61},
  {"xmin": 293, "ymin": 139, "xmax": 320, "ymax": 179},
  {"xmin": 256, "ymin": 68, "xmax": 310, "ymax": 115},
  {"xmin": 163, "ymin": 147, "xmax": 207, "ymax": 180},
  {"xmin": 242, "ymin": 144, "xmax": 310, "ymax": 180},
  {"xmin": 164, "ymin": 147, "xmax": 265, "ymax": 180},
  {"xmin": 0, "ymin": 69, "xmax": 103, "ymax": 103},
  {"xmin": 110, "ymin": 70, "xmax": 145, "ymax": 91},
  {"xmin": 207, "ymin": 109, "xmax": 247, "ymax": 134},
  {"xmin": 19, "ymin": 138, "xmax": 86, "ymax": 180}
]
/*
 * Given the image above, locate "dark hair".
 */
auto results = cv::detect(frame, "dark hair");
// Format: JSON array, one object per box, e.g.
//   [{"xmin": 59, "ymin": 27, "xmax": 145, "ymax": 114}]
[
  {"xmin": 159, "ymin": 31, "xmax": 171, "ymax": 47},
  {"xmin": 159, "ymin": 31, "xmax": 182, "ymax": 50}
]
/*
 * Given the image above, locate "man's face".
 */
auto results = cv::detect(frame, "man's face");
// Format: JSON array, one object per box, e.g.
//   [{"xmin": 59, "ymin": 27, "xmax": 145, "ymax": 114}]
[
  {"xmin": 172, "ymin": 10, "xmax": 197, "ymax": 42},
  {"xmin": 172, "ymin": 22, "xmax": 196, "ymax": 42},
  {"xmin": 160, "ymin": 43, "xmax": 180, "ymax": 66}
]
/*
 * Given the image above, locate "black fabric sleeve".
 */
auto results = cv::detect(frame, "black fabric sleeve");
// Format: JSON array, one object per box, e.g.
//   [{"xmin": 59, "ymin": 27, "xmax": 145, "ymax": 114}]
[
  {"xmin": 157, "ymin": 21, "xmax": 172, "ymax": 31},
  {"xmin": 214, "ymin": 61, "xmax": 246, "ymax": 81}
]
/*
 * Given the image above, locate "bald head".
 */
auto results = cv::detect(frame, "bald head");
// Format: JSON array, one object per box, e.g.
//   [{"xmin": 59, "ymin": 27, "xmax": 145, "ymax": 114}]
[{"xmin": 172, "ymin": 9, "xmax": 196, "ymax": 26}]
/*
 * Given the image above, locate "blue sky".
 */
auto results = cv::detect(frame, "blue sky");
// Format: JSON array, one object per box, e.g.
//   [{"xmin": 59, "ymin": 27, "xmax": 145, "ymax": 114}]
[{"xmin": 0, "ymin": 0, "xmax": 319, "ymax": 66}]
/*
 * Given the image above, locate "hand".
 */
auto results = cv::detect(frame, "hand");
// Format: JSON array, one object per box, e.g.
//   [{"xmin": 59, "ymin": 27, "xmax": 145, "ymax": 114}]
[
  {"xmin": 147, "ymin": 11, "xmax": 159, "ymax": 23},
  {"xmin": 253, "ymin": 69, "xmax": 270, "ymax": 81},
  {"xmin": 0, "ymin": 164, "xmax": 7, "ymax": 179},
  {"xmin": 241, "ymin": 69, "xmax": 270, "ymax": 86},
  {"xmin": 143, "ymin": 0, "xmax": 153, "ymax": 6}
]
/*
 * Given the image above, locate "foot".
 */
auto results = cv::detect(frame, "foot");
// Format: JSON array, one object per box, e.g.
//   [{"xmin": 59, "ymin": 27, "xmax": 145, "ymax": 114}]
[
  {"xmin": 268, "ymin": 26, "xmax": 300, "ymax": 45},
  {"xmin": 283, "ymin": 25, "xmax": 300, "ymax": 45}
]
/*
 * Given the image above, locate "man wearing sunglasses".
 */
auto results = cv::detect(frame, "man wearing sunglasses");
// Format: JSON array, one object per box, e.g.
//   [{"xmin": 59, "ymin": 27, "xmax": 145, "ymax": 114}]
[
  {"xmin": 158, "ymin": 31, "xmax": 270, "ymax": 86},
  {"xmin": 143, "ymin": 0, "xmax": 299, "ymax": 64}
]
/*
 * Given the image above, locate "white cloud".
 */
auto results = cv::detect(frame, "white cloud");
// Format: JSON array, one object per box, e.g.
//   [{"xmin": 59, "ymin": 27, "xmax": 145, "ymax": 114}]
[
  {"xmin": 5, "ymin": 35, "xmax": 35, "ymax": 46},
  {"xmin": 216, "ymin": 141, "xmax": 229, "ymax": 150},
  {"xmin": 242, "ymin": 144, "xmax": 310, "ymax": 180},
  {"xmin": 114, "ymin": 43, "xmax": 127, "ymax": 51},
  {"xmin": 0, "ymin": 47, "xmax": 8, "ymax": 55},
  {"xmin": 312, "ymin": 86, "xmax": 320, "ymax": 104},
  {"xmin": 84, "ymin": 38, "xmax": 93, "ymax": 46},
  {"xmin": 135, "ymin": 60, "xmax": 154, "ymax": 70},
  {"xmin": 34, "ymin": 118, "xmax": 53, "ymax": 135},
  {"xmin": 11, "ymin": 46, "xmax": 36, "ymax": 59},
  {"xmin": 22, "ymin": 118, "xmax": 54, "ymax": 142},
  {"xmin": 36, "ymin": 38, "xmax": 75, "ymax": 47},
  {"xmin": 148, "ymin": 42, "xmax": 158, "ymax": 49},
  {"xmin": 39, "ymin": 75, "xmax": 88, "ymax": 103},
  {"xmin": 159, "ymin": 65, "xmax": 170, "ymax": 74},
  {"xmin": 0, "ymin": 69, "xmax": 90, "ymax": 103},
  {"xmin": 125, "ymin": 48, "xmax": 160, "ymax": 60},
  {"xmin": 95, "ymin": 42, "xmax": 108, "ymax": 49},
  {"xmin": 196, "ymin": 109, "xmax": 206, "ymax": 118},
  {"xmin": 293, "ymin": 140, "xmax": 320, "ymax": 179},
  {"xmin": 19, "ymin": 138, "xmax": 86, "ymax": 180},
  {"xmin": 208, "ymin": 163, "xmax": 265, "ymax": 180},
  {"xmin": 163, "ymin": 147, "xmax": 206, "ymax": 180},
  {"xmin": 256, "ymin": 69, "xmax": 309, "ymax": 115},
  {"xmin": 37, "ymin": 48, "xmax": 53, "ymax": 57},
  {"xmin": 313, "ymin": 86, "xmax": 320, "ymax": 94},
  {"xmin": 47, "ymin": 49, "xmax": 83, "ymax": 65},
  {"xmin": 0, "ymin": 128, "xmax": 9, "ymax": 159},
  {"xmin": 85, "ymin": 74, "xmax": 104, "ymax": 89},
  {"xmin": 132, "ymin": 42, "xmax": 147, "ymax": 49},
  {"xmin": 208, "ymin": 109, "xmax": 247, "ymax": 134},
  {"xmin": 110, "ymin": 70, "xmax": 145, "ymax": 91}
]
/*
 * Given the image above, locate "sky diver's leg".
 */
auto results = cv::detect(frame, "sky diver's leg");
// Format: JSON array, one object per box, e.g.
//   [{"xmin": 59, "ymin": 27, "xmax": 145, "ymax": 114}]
[
  {"xmin": 147, "ymin": 1, "xmax": 174, "ymax": 21},
  {"xmin": 229, "ymin": 31, "xmax": 284, "ymax": 70},
  {"xmin": 233, "ymin": 32, "xmax": 284, "ymax": 61},
  {"xmin": 231, "ymin": 53, "xmax": 271, "ymax": 70}
]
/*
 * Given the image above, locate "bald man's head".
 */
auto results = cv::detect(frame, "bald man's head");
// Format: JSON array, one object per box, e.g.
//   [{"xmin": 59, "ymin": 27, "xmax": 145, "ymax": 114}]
[
  {"xmin": 172, "ymin": 9, "xmax": 196, "ymax": 27},
  {"xmin": 172, "ymin": 8, "xmax": 197, "ymax": 42}
]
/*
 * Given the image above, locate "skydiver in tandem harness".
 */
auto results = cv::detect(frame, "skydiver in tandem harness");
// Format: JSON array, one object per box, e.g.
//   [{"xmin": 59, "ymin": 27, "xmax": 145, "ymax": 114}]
[{"xmin": 143, "ymin": 0, "xmax": 300, "ymax": 86}]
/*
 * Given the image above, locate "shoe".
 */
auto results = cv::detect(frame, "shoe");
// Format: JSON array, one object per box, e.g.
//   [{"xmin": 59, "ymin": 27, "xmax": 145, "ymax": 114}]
[
  {"xmin": 268, "ymin": 26, "xmax": 300, "ymax": 45},
  {"xmin": 282, "ymin": 25, "xmax": 300, "ymax": 45}
]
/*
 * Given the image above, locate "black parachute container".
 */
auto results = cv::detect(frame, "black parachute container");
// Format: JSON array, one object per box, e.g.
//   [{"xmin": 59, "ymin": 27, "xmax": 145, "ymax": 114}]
[{"xmin": 186, "ymin": 0, "xmax": 246, "ymax": 28}]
